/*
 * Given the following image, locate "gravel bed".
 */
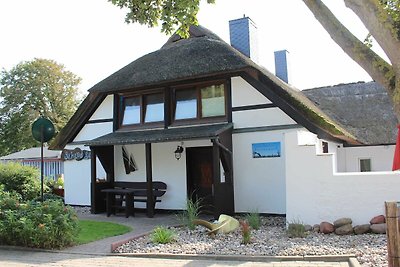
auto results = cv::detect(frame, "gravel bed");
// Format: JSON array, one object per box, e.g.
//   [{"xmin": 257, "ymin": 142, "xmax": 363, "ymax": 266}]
[{"xmin": 114, "ymin": 217, "xmax": 387, "ymax": 267}]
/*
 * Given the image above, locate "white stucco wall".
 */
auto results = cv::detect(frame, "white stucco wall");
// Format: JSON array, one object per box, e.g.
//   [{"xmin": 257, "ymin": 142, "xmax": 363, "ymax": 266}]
[
  {"xmin": 233, "ymin": 130, "xmax": 293, "ymax": 214},
  {"xmin": 337, "ymin": 145, "xmax": 395, "ymax": 172},
  {"xmin": 89, "ymin": 95, "xmax": 114, "ymax": 120},
  {"xmin": 114, "ymin": 140, "xmax": 212, "ymax": 210},
  {"xmin": 231, "ymin": 77, "xmax": 271, "ymax": 107},
  {"xmin": 285, "ymin": 131, "xmax": 400, "ymax": 225},
  {"xmin": 233, "ymin": 108, "xmax": 297, "ymax": 129},
  {"xmin": 63, "ymin": 145, "xmax": 106, "ymax": 206},
  {"xmin": 73, "ymin": 122, "xmax": 113, "ymax": 142}
]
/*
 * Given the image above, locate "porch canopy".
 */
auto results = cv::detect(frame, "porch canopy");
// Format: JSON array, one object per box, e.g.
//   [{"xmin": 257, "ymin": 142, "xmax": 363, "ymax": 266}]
[
  {"xmin": 87, "ymin": 123, "xmax": 234, "ymax": 218},
  {"xmin": 85, "ymin": 123, "xmax": 233, "ymax": 147}
]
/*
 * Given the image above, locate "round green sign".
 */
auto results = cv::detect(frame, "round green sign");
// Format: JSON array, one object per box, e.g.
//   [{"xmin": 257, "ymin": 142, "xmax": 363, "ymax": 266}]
[{"xmin": 32, "ymin": 117, "xmax": 55, "ymax": 142}]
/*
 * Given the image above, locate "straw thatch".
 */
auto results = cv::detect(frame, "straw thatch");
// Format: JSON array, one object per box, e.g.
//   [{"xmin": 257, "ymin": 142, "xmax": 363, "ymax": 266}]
[{"xmin": 304, "ymin": 82, "xmax": 397, "ymax": 145}]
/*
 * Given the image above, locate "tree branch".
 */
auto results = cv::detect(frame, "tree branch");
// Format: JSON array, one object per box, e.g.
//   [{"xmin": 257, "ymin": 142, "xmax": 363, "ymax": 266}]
[
  {"xmin": 302, "ymin": 0, "xmax": 394, "ymax": 94},
  {"xmin": 344, "ymin": 0, "xmax": 400, "ymax": 65}
]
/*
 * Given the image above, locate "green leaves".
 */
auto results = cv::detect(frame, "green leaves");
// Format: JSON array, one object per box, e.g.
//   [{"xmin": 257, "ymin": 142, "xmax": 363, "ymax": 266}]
[
  {"xmin": 0, "ymin": 58, "xmax": 82, "ymax": 156},
  {"xmin": 109, "ymin": 0, "xmax": 215, "ymax": 37}
]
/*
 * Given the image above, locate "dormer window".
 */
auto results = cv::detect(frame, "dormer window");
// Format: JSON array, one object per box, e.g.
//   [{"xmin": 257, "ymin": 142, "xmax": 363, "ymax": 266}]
[{"xmin": 118, "ymin": 80, "xmax": 228, "ymax": 129}]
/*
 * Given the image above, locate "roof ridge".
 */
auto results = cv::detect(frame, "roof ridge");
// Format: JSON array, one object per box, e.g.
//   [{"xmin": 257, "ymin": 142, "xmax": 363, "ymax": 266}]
[{"xmin": 303, "ymin": 81, "xmax": 375, "ymax": 91}]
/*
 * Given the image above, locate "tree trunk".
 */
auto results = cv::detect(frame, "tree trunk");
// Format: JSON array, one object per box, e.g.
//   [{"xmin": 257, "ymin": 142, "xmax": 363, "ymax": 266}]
[{"xmin": 302, "ymin": 0, "xmax": 400, "ymax": 122}]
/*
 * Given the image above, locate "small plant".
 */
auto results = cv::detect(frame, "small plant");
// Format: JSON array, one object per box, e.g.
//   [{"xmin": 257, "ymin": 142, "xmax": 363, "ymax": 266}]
[
  {"xmin": 287, "ymin": 220, "xmax": 307, "ymax": 238},
  {"xmin": 55, "ymin": 175, "xmax": 64, "ymax": 189},
  {"xmin": 178, "ymin": 195, "xmax": 202, "ymax": 230},
  {"xmin": 151, "ymin": 226, "xmax": 175, "ymax": 244},
  {"xmin": 245, "ymin": 211, "xmax": 261, "ymax": 230},
  {"xmin": 240, "ymin": 220, "xmax": 251, "ymax": 244}
]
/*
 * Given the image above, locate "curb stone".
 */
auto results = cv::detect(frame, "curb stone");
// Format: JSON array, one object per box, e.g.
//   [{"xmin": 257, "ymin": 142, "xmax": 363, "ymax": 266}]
[
  {"xmin": 0, "ymin": 245, "xmax": 361, "ymax": 265},
  {"xmin": 113, "ymin": 252, "xmax": 357, "ymax": 264}
]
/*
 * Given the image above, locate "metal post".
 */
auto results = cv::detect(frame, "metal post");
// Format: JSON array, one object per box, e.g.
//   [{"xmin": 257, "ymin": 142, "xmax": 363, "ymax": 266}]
[{"xmin": 40, "ymin": 125, "xmax": 44, "ymax": 202}]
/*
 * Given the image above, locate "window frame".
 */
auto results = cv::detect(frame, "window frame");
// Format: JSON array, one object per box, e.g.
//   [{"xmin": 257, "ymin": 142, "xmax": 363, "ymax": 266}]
[
  {"xmin": 171, "ymin": 80, "xmax": 228, "ymax": 125},
  {"xmin": 119, "ymin": 89, "xmax": 165, "ymax": 129}
]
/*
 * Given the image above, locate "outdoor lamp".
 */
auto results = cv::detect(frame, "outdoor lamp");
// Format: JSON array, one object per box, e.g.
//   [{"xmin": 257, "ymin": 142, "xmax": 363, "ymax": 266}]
[{"xmin": 174, "ymin": 145, "xmax": 184, "ymax": 160}]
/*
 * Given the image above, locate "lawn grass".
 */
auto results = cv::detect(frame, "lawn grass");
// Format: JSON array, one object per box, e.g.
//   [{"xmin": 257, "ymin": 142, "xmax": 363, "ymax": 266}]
[{"xmin": 75, "ymin": 220, "xmax": 132, "ymax": 245}]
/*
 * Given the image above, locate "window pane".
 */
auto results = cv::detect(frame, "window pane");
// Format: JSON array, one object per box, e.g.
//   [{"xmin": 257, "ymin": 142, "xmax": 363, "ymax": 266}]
[
  {"xmin": 360, "ymin": 159, "xmax": 371, "ymax": 172},
  {"xmin": 122, "ymin": 97, "xmax": 140, "ymax": 125},
  {"xmin": 144, "ymin": 93, "xmax": 164, "ymax": 123},
  {"xmin": 201, "ymin": 84, "xmax": 225, "ymax": 117},
  {"xmin": 175, "ymin": 89, "xmax": 197, "ymax": 120}
]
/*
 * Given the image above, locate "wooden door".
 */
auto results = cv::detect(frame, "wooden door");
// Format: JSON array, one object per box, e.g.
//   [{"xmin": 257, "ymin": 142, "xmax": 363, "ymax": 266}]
[{"xmin": 186, "ymin": 147, "xmax": 214, "ymax": 214}]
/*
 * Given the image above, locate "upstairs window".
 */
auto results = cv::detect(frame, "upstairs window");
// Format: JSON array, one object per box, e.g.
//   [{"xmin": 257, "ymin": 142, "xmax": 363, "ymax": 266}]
[
  {"xmin": 201, "ymin": 84, "xmax": 225, "ymax": 117},
  {"xmin": 144, "ymin": 93, "xmax": 164, "ymax": 123},
  {"xmin": 175, "ymin": 89, "xmax": 197, "ymax": 120},
  {"xmin": 122, "ymin": 96, "xmax": 141, "ymax": 125},
  {"xmin": 121, "ymin": 92, "xmax": 164, "ymax": 126},
  {"xmin": 173, "ymin": 82, "xmax": 226, "ymax": 122}
]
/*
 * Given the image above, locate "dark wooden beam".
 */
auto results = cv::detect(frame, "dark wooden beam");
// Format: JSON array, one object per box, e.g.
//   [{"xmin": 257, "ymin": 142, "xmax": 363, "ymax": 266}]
[
  {"xmin": 96, "ymin": 145, "xmax": 115, "ymax": 184},
  {"xmin": 212, "ymin": 140, "xmax": 220, "ymax": 218},
  {"xmin": 164, "ymin": 87, "xmax": 171, "ymax": 128},
  {"xmin": 226, "ymin": 78, "xmax": 233, "ymax": 123},
  {"xmin": 90, "ymin": 147, "xmax": 97, "ymax": 214},
  {"xmin": 113, "ymin": 93, "xmax": 119, "ymax": 131},
  {"xmin": 145, "ymin": 143, "xmax": 154, "ymax": 218}
]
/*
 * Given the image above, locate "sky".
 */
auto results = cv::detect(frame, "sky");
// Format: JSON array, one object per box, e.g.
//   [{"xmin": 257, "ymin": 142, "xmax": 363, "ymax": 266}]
[{"xmin": 0, "ymin": 0, "xmax": 381, "ymax": 93}]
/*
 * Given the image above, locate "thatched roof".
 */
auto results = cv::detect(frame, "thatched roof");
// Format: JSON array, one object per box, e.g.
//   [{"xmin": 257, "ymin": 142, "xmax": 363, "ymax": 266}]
[
  {"xmin": 303, "ymin": 82, "xmax": 397, "ymax": 145},
  {"xmin": 89, "ymin": 25, "xmax": 255, "ymax": 94},
  {"xmin": 50, "ymin": 25, "xmax": 362, "ymax": 150}
]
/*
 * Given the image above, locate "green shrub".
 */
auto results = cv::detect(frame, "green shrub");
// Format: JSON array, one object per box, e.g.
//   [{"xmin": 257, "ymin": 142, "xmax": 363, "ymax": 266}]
[
  {"xmin": 151, "ymin": 226, "xmax": 175, "ymax": 244},
  {"xmin": 0, "ymin": 162, "xmax": 42, "ymax": 201},
  {"xmin": 245, "ymin": 211, "xmax": 261, "ymax": 230},
  {"xmin": 0, "ymin": 192, "xmax": 79, "ymax": 249},
  {"xmin": 287, "ymin": 221, "xmax": 307, "ymax": 238},
  {"xmin": 33, "ymin": 193, "xmax": 64, "ymax": 202},
  {"xmin": 178, "ymin": 196, "xmax": 202, "ymax": 230}
]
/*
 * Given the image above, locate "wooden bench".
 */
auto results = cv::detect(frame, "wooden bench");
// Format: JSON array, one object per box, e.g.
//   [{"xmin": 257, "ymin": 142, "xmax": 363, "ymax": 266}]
[{"xmin": 113, "ymin": 181, "xmax": 167, "ymax": 214}]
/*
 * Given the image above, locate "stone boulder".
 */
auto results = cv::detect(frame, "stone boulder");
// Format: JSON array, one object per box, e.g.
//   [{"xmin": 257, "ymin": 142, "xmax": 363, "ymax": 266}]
[
  {"xmin": 335, "ymin": 224, "xmax": 353, "ymax": 235},
  {"xmin": 320, "ymin": 222, "xmax": 334, "ymax": 234},
  {"xmin": 354, "ymin": 224, "xmax": 370, "ymax": 235},
  {"xmin": 370, "ymin": 223, "xmax": 386, "ymax": 234},
  {"xmin": 334, "ymin": 218, "xmax": 352, "ymax": 228},
  {"xmin": 370, "ymin": 215, "xmax": 385, "ymax": 225},
  {"xmin": 304, "ymin": 224, "xmax": 312, "ymax": 232},
  {"xmin": 313, "ymin": 224, "xmax": 320, "ymax": 233}
]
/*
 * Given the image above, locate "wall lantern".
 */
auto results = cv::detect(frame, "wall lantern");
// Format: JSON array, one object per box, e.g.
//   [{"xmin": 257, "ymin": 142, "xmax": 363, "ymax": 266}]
[{"xmin": 174, "ymin": 145, "xmax": 184, "ymax": 160}]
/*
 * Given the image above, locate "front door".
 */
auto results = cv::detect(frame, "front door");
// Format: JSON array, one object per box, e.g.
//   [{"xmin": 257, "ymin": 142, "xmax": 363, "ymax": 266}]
[{"xmin": 186, "ymin": 146, "xmax": 214, "ymax": 214}]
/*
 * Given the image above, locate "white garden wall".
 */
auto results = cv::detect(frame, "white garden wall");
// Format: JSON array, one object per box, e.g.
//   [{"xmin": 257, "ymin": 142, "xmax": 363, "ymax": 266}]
[{"xmin": 285, "ymin": 131, "xmax": 400, "ymax": 226}]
